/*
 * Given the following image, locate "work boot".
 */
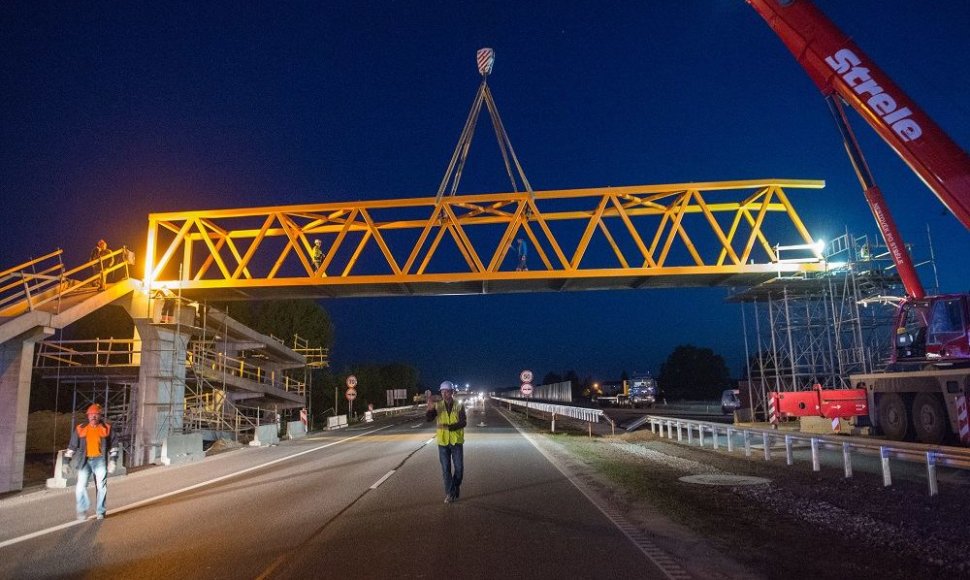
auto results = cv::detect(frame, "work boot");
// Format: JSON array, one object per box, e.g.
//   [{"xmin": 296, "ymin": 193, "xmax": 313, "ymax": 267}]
[
  {"xmin": 444, "ymin": 494, "xmax": 453, "ymax": 503},
  {"xmin": 76, "ymin": 513, "xmax": 87, "ymax": 521}
]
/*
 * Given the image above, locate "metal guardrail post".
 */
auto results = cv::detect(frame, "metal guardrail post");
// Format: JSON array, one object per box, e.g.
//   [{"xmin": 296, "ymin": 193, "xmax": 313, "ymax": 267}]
[
  {"xmin": 744, "ymin": 430, "xmax": 751, "ymax": 457},
  {"xmin": 927, "ymin": 451, "xmax": 938, "ymax": 497},
  {"xmin": 811, "ymin": 438, "xmax": 820, "ymax": 471},
  {"xmin": 676, "ymin": 421, "xmax": 682, "ymax": 442},
  {"xmin": 712, "ymin": 426, "xmax": 719, "ymax": 450},
  {"xmin": 726, "ymin": 427, "xmax": 734, "ymax": 452},
  {"xmin": 698, "ymin": 424, "xmax": 705, "ymax": 448},
  {"xmin": 843, "ymin": 443, "xmax": 853, "ymax": 478},
  {"xmin": 785, "ymin": 435, "xmax": 793, "ymax": 466},
  {"xmin": 762, "ymin": 432, "xmax": 771, "ymax": 461},
  {"xmin": 687, "ymin": 423, "xmax": 693, "ymax": 445},
  {"xmin": 880, "ymin": 447, "xmax": 892, "ymax": 487}
]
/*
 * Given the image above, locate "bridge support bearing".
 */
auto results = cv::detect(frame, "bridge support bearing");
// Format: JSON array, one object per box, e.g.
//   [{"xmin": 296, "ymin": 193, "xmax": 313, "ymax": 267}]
[
  {"xmin": 0, "ymin": 326, "xmax": 53, "ymax": 492},
  {"xmin": 130, "ymin": 320, "xmax": 191, "ymax": 467}
]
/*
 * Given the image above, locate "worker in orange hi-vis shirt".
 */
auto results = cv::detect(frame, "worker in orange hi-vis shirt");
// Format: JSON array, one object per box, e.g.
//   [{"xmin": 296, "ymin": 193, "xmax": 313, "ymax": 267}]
[{"xmin": 63, "ymin": 404, "xmax": 119, "ymax": 521}]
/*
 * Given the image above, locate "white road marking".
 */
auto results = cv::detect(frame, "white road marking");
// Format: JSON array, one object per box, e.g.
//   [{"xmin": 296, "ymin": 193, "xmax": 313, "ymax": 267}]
[
  {"xmin": 0, "ymin": 425, "xmax": 395, "ymax": 549},
  {"xmin": 369, "ymin": 470, "xmax": 396, "ymax": 489}
]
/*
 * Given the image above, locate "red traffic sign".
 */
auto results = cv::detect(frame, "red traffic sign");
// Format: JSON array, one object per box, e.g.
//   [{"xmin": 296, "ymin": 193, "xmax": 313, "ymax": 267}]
[
  {"xmin": 346, "ymin": 375, "xmax": 358, "ymax": 388},
  {"xmin": 520, "ymin": 369, "xmax": 533, "ymax": 383},
  {"xmin": 520, "ymin": 383, "xmax": 533, "ymax": 397},
  {"xmin": 346, "ymin": 387, "xmax": 357, "ymax": 401}
]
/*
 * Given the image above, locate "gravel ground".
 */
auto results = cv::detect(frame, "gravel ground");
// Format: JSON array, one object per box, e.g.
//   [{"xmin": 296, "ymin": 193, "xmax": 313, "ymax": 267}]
[{"xmin": 503, "ymin": 406, "xmax": 970, "ymax": 580}]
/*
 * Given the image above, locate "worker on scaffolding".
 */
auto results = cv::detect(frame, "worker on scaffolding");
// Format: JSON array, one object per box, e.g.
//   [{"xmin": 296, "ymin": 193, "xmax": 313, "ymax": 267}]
[
  {"xmin": 90, "ymin": 239, "xmax": 114, "ymax": 290},
  {"xmin": 62, "ymin": 403, "xmax": 119, "ymax": 520}
]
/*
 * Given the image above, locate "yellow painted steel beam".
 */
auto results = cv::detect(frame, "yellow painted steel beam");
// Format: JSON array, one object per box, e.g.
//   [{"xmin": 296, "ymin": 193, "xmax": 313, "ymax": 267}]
[{"xmin": 145, "ymin": 179, "xmax": 830, "ymax": 298}]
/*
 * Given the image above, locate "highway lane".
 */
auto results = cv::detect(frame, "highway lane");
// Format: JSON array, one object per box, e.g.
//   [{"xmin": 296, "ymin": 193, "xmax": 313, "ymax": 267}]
[{"xmin": 0, "ymin": 402, "xmax": 668, "ymax": 579}]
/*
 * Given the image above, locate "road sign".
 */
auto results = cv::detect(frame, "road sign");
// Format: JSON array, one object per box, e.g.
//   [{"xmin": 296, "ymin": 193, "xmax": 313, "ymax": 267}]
[
  {"xmin": 346, "ymin": 375, "xmax": 358, "ymax": 388},
  {"xmin": 346, "ymin": 387, "xmax": 357, "ymax": 401},
  {"xmin": 520, "ymin": 383, "xmax": 533, "ymax": 397},
  {"xmin": 520, "ymin": 369, "xmax": 533, "ymax": 383}
]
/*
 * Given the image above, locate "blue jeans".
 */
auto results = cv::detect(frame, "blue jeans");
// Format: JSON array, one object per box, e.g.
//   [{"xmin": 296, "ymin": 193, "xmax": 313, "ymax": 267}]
[
  {"xmin": 76, "ymin": 456, "xmax": 108, "ymax": 516},
  {"xmin": 438, "ymin": 444, "xmax": 463, "ymax": 498}
]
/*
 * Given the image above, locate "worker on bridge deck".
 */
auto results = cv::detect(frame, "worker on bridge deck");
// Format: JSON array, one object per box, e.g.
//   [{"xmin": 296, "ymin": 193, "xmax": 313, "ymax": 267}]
[{"xmin": 90, "ymin": 239, "xmax": 114, "ymax": 289}]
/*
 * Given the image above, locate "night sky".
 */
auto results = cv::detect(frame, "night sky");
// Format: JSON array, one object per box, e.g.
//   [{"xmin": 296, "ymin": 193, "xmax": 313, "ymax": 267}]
[{"xmin": 2, "ymin": 1, "xmax": 968, "ymax": 391}]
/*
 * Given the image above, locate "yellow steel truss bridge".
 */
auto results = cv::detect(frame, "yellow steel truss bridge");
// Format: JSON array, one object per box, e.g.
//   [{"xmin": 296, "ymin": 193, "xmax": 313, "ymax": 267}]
[{"xmin": 144, "ymin": 179, "xmax": 829, "ymax": 300}]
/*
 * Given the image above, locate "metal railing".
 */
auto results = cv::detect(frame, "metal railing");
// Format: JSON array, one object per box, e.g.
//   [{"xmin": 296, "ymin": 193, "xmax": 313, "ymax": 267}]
[
  {"xmin": 645, "ymin": 416, "xmax": 970, "ymax": 496},
  {"xmin": 493, "ymin": 397, "xmax": 604, "ymax": 423},
  {"xmin": 189, "ymin": 342, "xmax": 306, "ymax": 395},
  {"xmin": 35, "ymin": 338, "xmax": 137, "ymax": 368},
  {"xmin": 0, "ymin": 248, "xmax": 132, "ymax": 317}
]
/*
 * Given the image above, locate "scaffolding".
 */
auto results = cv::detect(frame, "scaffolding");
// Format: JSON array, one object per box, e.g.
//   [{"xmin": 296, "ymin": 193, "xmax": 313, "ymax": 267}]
[
  {"xmin": 33, "ymin": 298, "xmax": 328, "ymax": 461},
  {"xmin": 732, "ymin": 231, "xmax": 926, "ymax": 420}
]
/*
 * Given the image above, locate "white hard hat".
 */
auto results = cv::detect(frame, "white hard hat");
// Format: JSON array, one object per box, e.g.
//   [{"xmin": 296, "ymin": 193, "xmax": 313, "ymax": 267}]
[{"xmin": 439, "ymin": 381, "xmax": 455, "ymax": 392}]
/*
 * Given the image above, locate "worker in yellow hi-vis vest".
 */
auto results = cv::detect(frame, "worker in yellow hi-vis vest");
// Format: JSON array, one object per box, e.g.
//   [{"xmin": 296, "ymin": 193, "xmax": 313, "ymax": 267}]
[{"xmin": 426, "ymin": 381, "xmax": 466, "ymax": 503}]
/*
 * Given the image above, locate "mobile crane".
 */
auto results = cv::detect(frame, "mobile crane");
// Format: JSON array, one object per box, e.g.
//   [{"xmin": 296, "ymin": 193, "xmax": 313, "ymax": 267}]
[{"xmin": 748, "ymin": 0, "xmax": 970, "ymax": 444}]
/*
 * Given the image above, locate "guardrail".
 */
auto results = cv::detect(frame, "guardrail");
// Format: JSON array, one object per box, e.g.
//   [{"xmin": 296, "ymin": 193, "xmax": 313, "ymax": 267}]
[
  {"xmin": 645, "ymin": 416, "xmax": 970, "ymax": 496},
  {"xmin": 493, "ymin": 397, "xmax": 606, "ymax": 435}
]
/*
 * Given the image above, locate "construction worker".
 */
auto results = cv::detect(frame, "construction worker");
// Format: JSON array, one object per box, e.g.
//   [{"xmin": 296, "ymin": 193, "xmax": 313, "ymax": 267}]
[
  {"xmin": 311, "ymin": 239, "xmax": 325, "ymax": 270},
  {"xmin": 426, "ymin": 381, "xmax": 466, "ymax": 503},
  {"xmin": 90, "ymin": 239, "xmax": 114, "ymax": 289},
  {"xmin": 63, "ymin": 404, "xmax": 119, "ymax": 520}
]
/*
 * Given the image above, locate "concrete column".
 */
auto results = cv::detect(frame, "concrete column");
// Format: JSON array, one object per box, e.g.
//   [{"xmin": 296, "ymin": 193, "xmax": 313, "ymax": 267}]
[
  {"xmin": 129, "ymin": 320, "xmax": 191, "ymax": 467},
  {"xmin": 0, "ymin": 326, "xmax": 53, "ymax": 492}
]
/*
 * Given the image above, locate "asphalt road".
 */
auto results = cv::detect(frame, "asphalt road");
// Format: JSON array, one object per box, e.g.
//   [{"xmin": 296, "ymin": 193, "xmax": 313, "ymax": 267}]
[{"xmin": 0, "ymin": 402, "xmax": 666, "ymax": 579}]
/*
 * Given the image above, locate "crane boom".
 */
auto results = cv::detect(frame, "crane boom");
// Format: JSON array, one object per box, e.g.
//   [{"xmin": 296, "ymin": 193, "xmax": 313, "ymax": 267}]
[{"xmin": 746, "ymin": 0, "xmax": 970, "ymax": 234}]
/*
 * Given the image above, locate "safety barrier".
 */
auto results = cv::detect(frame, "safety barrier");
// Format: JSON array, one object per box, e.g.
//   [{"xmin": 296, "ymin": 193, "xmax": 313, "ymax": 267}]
[{"xmin": 645, "ymin": 416, "xmax": 970, "ymax": 496}]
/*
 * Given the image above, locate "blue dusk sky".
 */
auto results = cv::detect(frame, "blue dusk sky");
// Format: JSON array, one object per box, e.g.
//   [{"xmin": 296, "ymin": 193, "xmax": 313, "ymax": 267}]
[{"xmin": 1, "ymin": 1, "xmax": 967, "ymax": 390}]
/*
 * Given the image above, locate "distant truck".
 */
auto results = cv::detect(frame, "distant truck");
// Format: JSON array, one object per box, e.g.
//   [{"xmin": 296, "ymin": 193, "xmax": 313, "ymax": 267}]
[{"xmin": 622, "ymin": 375, "xmax": 657, "ymax": 409}]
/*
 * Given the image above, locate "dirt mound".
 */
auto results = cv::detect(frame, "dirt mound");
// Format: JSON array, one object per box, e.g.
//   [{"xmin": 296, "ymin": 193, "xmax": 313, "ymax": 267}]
[{"xmin": 26, "ymin": 410, "xmax": 78, "ymax": 453}]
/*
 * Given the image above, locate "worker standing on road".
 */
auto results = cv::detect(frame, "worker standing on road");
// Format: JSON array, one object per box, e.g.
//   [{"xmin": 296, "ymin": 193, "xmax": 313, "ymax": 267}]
[
  {"xmin": 63, "ymin": 404, "xmax": 119, "ymax": 520},
  {"xmin": 426, "ymin": 381, "xmax": 466, "ymax": 503}
]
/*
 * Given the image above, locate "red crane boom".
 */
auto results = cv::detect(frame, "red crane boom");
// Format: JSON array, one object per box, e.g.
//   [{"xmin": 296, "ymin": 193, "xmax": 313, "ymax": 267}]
[{"xmin": 747, "ymin": 0, "xmax": 970, "ymax": 298}]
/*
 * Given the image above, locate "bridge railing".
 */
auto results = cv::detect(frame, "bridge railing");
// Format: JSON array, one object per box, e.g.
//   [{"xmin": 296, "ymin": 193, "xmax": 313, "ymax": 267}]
[
  {"xmin": 0, "ymin": 248, "xmax": 132, "ymax": 317},
  {"xmin": 189, "ymin": 342, "xmax": 305, "ymax": 395},
  {"xmin": 35, "ymin": 338, "xmax": 137, "ymax": 368}
]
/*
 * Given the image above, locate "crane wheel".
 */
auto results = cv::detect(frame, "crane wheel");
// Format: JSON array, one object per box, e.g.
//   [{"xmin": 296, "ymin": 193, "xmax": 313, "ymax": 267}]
[
  {"xmin": 877, "ymin": 393, "xmax": 910, "ymax": 441},
  {"xmin": 912, "ymin": 393, "xmax": 947, "ymax": 445}
]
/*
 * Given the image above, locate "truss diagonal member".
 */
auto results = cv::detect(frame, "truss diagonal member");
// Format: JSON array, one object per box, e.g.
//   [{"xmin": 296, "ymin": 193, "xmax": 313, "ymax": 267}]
[
  {"xmin": 486, "ymin": 200, "xmax": 529, "ymax": 272},
  {"xmin": 689, "ymin": 190, "xmax": 743, "ymax": 266},
  {"xmin": 403, "ymin": 204, "xmax": 446, "ymax": 275},
  {"xmin": 230, "ymin": 215, "xmax": 274, "ymax": 280},
  {"xmin": 742, "ymin": 187, "xmax": 777, "ymax": 263},
  {"xmin": 325, "ymin": 208, "xmax": 361, "ymax": 276},
  {"xmin": 525, "ymin": 197, "xmax": 569, "ymax": 270},
  {"xmin": 771, "ymin": 186, "xmax": 821, "ymax": 257},
  {"xmin": 194, "ymin": 219, "xmax": 238, "ymax": 280},
  {"xmin": 278, "ymin": 213, "xmax": 317, "ymax": 276},
  {"xmin": 359, "ymin": 208, "xmax": 403, "ymax": 276},
  {"xmin": 149, "ymin": 219, "xmax": 194, "ymax": 282},
  {"xmin": 442, "ymin": 203, "xmax": 486, "ymax": 273},
  {"xmin": 190, "ymin": 218, "xmax": 233, "ymax": 280},
  {"xmin": 570, "ymin": 194, "xmax": 610, "ymax": 270},
  {"xmin": 609, "ymin": 194, "xmax": 657, "ymax": 268}
]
